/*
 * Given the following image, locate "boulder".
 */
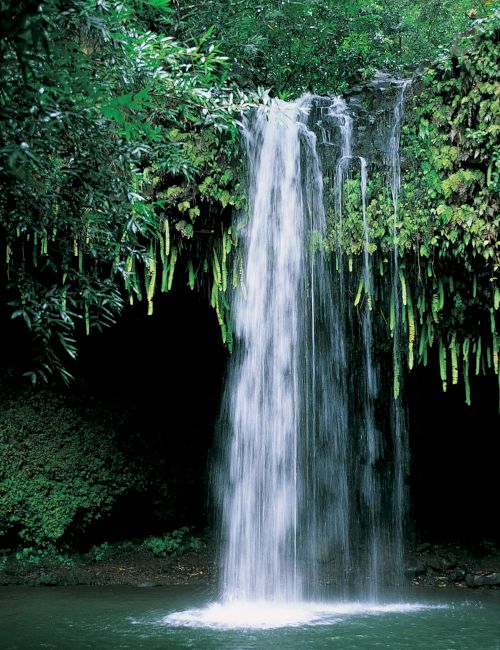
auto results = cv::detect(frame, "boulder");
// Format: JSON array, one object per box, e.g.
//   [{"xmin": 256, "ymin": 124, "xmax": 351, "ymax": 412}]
[
  {"xmin": 448, "ymin": 568, "xmax": 466, "ymax": 582},
  {"xmin": 465, "ymin": 572, "xmax": 500, "ymax": 588},
  {"xmin": 405, "ymin": 562, "xmax": 427, "ymax": 578}
]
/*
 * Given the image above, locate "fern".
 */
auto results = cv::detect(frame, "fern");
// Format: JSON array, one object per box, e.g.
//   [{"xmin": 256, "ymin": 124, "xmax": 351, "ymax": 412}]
[
  {"xmin": 417, "ymin": 292, "xmax": 425, "ymax": 323},
  {"xmin": 226, "ymin": 319, "xmax": 233, "ymax": 353},
  {"xmin": 438, "ymin": 278, "xmax": 444, "ymax": 311},
  {"xmin": 187, "ymin": 260, "xmax": 195, "ymax": 290},
  {"xmin": 408, "ymin": 292, "xmax": 415, "ymax": 370},
  {"xmin": 164, "ymin": 218, "xmax": 170, "ymax": 258},
  {"xmin": 232, "ymin": 255, "xmax": 239, "ymax": 289},
  {"xmin": 418, "ymin": 323, "xmax": 427, "ymax": 360},
  {"xmin": 354, "ymin": 274, "xmax": 364, "ymax": 307},
  {"xmin": 432, "ymin": 293, "xmax": 440, "ymax": 323},
  {"xmin": 450, "ymin": 333, "xmax": 459, "ymax": 385},
  {"xmin": 439, "ymin": 339, "xmax": 447, "ymax": 392},
  {"xmin": 167, "ymin": 247, "xmax": 177, "ymax": 291},
  {"xmin": 463, "ymin": 338, "xmax": 471, "ymax": 406},
  {"xmin": 210, "ymin": 282, "xmax": 218, "ymax": 309},
  {"xmin": 221, "ymin": 248, "xmax": 228, "ymax": 292},
  {"xmin": 393, "ymin": 358, "xmax": 400, "ymax": 400},
  {"xmin": 134, "ymin": 266, "xmax": 143, "ymax": 302},
  {"xmin": 213, "ymin": 249, "xmax": 221, "ymax": 288},
  {"xmin": 428, "ymin": 317, "xmax": 434, "ymax": 348},
  {"xmin": 399, "ymin": 269, "xmax": 407, "ymax": 306},
  {"xmin": 161, "ymin": 259, "xmax": 169, "ymax": 292},
  {"xmin": 85, "ymin": 302, "xmax": 90, "ymax": 336}
]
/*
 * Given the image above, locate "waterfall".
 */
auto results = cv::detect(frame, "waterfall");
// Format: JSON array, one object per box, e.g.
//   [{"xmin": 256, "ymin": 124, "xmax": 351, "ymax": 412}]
[
  {"xmin": 219, "ymin": 97, "xmax": 310, "ymax": 601},
  {"xmin": 217, "ymin": 85, "xmax": 411, "ymax": 605},
  {"xmin": 389, "ymin": 80, "xmax": 411, "ymax": 581},
  {"xmin": 359, "ymin": 155, "xmax": 383, "ymax": 595}
]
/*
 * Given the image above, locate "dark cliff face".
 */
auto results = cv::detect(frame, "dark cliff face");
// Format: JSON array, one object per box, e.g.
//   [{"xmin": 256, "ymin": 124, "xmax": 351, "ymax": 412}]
[
  {"xmin": 309, "ymin": 72, "xmax": 416, "ymax": 170},
  {"xmin": 344, "ymin": 72, "xmax": 409, "ymax": 169}
]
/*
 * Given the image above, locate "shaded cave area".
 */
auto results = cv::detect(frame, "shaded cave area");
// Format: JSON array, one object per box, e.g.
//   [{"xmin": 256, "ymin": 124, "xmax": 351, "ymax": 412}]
[
  {"xmin": 73, "ymin": 285, "xmax": 229, "ymax": 548},
  {"xmin": 408, "ymin": 363, "xmax": 500, "ymax": 547},
  {"xmin": 1, "ymin": 284, "xmax": 499, "ymax": 554}
]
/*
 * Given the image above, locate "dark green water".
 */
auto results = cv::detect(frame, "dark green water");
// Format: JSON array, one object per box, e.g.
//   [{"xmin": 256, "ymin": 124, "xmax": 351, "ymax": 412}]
[{"xmin": 1, "ymin": 585, "xmax": 499, "ymax": 649}]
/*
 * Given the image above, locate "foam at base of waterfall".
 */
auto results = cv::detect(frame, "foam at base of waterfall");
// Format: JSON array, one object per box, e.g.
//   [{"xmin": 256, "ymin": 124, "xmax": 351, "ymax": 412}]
[{"xmin": 163, "ymin": 600, "xmax": 445, "ymax": 630}]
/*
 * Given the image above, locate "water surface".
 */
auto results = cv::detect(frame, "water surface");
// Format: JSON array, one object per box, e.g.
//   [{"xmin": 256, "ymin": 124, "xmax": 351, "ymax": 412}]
[{"xmin": 1, "ymin": 585, "xmax": 499, "ymax": 649}]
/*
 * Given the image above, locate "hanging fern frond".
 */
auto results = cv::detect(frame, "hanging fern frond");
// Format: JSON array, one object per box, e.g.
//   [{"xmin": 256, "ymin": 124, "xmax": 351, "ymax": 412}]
[
  {"xmin": 399, "ymin": 269, "xmax": 407, "ymax": 306},
  {"xmin": 187, "ymin": 259, "xmax": 195, "ymax": 290},
  {"xmin": 439, "ymin": 338, "xmax": 447, "ymax": 392},
  {"xmin": 355, "ymin": 274, "xmax": 364, "ymax": 307},
  {"xmin": 438, "ymin": 278, "xmax": 444, "ymax": 311},
  {"xmin": 450, "ymin": 333, "xmax": 459, "ymax": 385},
  {"xmin": 463, "ymin": 338, "xmax": 471, "ymax": 406}
]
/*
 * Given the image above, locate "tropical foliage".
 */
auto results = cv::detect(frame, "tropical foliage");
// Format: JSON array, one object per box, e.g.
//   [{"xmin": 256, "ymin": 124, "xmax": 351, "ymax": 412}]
[
  {"xmin": 0, "ymin": 0, "xmax": 248, "ymax": 384},
  {"xmin": 0, "ymin": 0, "xmax": 498, "ymax": 398},
  {"xmin": 325, "ymin": 10, "xmax": 499, "ymax": 406},
  {"xmin": 175, "ymin": 0, "xmax": 491, "ymax": 95}
]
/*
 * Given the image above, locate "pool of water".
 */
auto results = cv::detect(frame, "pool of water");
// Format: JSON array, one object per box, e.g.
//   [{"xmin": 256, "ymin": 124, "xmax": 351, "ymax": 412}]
[{"xmin": 1, "ymin": 585, "xmax": 499, "ymax": 649}]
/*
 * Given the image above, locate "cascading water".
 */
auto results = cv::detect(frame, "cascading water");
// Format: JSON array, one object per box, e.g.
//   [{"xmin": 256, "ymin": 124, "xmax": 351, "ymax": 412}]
[
  {"xmin": 218, "ymin": 98, "xmax": 310, "ymax": 602},
  {"xmin": 167, "ymin": 82, "xmax": 414, "ymax": 628},
  {"xmin": 389, "ymin": 80, "xmax": 411, "ymax": 579},
  {"xmin": 217, "ymin": 86, "xmax": 413, "ymax": 604},
  {"xmin": 359, "ymin": 155, "xmax": 383, "ymax": 595}
]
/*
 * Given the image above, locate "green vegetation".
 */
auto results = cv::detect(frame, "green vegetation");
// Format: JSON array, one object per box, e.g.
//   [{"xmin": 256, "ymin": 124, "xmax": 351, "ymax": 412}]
[
  {"xmin": 143, "ymin": 527, "xmax": 205, "ymax": 557},
  {"xmin": 0, "ymin": 383, "xmax": 131, "ymax": 549},
  {"xmin": 1, "ymin": 0, "xmax": 497, "ymax": 390},
  {"xmin": 1, "ymin": 0, "xmax": 250, "ymax": 384},
  {"xmin": 0, "ymin": 377, "xmax": 209, "ymax": 553},
  {"xmin": 325, "ymin": 11, "xmax": 499, "ymax": 406},
  {"xmin": 176, "ymin": 0, "xmax": 490, "ymax": 95}
]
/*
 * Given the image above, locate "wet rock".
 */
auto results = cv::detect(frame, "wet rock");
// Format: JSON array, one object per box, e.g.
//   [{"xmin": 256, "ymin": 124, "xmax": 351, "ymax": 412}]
[
  {"xmin": 465, "ymin": 572, "xmax": 500, "ymax": 588},
  {"xmin": 449, "ymin": 568, "xmax": 466, "ymax": 582},
  {"xmin": 426, "ymin": 556, "xmax": 443, "ymax": 572},
  {"xmin": 34, "ymin": 572, "xmax": 62, "ymax": 587},
  {"xmin": 480, "ymin": 540, "xmax": 497, "ymax": 554},
  {"xmin": 440, "ymin": 556, "xmax": 457, "ymax": 570},
  {"xmin": 427, "ymin": 555, "xmax": 457, "ymax": 571},
  {"xmin": 416, "ymin": 542, "xmax": 431, "ymax": 553},
  {"xmin": 405, "ymin": 562, "xmax": 427, "ymax": 578}
]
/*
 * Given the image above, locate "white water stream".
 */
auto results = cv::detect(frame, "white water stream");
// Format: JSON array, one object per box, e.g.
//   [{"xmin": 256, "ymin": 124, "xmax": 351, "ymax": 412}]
[{"xmin": 168, "ymin": 85, "xmax": 413, "ymax": 628}]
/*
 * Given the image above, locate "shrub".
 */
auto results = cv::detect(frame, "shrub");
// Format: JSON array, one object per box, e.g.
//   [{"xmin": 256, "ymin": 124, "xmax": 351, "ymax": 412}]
[
  {"xmin": 0, "ymin": 387, "xmax": 133, "ymax": 549},
  {"xmin": 142, "ymin": 528, "xmax": 205, "ymax": 557}
]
